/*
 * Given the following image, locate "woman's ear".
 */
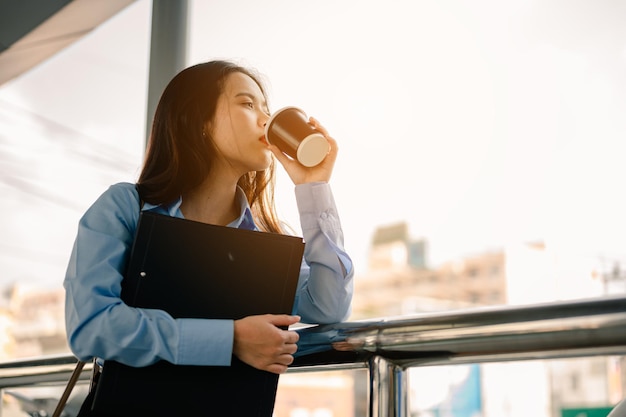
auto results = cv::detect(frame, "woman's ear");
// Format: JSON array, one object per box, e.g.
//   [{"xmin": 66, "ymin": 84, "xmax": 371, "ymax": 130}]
[{"xmin": 202, "ymin": 121, "xmax": 211, "ymax": 139}]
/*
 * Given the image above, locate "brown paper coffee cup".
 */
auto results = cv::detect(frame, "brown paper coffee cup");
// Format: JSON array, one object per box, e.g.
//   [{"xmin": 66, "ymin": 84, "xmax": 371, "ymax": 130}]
[{"xmin": 265, "ymin": 106, "xmax": 330, "ymax": 167}]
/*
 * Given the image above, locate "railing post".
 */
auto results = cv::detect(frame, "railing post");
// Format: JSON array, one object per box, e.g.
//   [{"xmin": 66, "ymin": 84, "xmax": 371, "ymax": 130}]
[{"xmin": 368, "ymin": 355, "xmax": 409, "ymax": 417}]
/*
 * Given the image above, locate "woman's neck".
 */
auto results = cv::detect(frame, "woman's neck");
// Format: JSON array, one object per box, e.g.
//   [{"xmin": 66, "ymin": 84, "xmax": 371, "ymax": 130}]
[{"xmin": 180, "ymin": 177, "xmax": 240, "ymax": 226}]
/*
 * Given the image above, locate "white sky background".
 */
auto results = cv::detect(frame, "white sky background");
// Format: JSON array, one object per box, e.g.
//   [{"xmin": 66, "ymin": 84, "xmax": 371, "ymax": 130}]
[{"xmin": 1, "ymin": 0, "xmax": 625, "ymax": 289}]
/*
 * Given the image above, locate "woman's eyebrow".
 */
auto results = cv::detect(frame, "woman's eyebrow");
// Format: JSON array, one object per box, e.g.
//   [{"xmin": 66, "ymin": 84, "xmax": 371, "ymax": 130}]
[{"xmin": 235, "ymin": 92, "xmax": 258, "ymax": 101}]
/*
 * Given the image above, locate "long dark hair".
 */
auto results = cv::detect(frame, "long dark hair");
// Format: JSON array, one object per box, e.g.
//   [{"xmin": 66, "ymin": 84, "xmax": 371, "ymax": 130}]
[{"xmin": 137, "ymin": 60, "xmax": 283, "ymax": 234}]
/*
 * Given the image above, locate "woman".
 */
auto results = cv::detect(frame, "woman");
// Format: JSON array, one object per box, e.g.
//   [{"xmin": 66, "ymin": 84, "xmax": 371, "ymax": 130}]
[{"xmin": 63, "ymin": 60, "xmax": 353, "ymax": 414}]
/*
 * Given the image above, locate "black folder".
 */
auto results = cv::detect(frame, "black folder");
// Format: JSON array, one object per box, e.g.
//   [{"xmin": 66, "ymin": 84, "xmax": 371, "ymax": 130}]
[{"xmin": 92, "ymin": 211, "xmax": 305, "ymax": 417}]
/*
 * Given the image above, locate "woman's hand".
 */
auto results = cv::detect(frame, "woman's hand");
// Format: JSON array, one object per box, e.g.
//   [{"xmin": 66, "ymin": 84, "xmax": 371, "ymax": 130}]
[
  {"xmin": 269, "ymin": 117, "xmax": 338, "ymax": 185},
  {"xmin": 233, "ymin": 314, "xmax": 301, "ymax": 374}
]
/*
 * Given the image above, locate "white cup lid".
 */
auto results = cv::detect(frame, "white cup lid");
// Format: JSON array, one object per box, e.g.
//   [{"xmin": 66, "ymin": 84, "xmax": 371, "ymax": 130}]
[{"xmin": 297, "ymin": 133, "xmax": 330, "ymax": 167}]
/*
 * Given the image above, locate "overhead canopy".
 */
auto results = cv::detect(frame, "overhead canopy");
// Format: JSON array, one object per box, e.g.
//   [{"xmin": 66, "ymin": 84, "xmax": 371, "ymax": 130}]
[{"xmin": 0, "ymin": 0, "xmax": 136, "ymax": 86}]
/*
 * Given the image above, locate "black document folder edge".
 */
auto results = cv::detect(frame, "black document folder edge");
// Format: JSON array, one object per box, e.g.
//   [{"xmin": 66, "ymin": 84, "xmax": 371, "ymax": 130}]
[{"xmin": 91, "ymin": 211, "xmax": 305, "ymax": 416}]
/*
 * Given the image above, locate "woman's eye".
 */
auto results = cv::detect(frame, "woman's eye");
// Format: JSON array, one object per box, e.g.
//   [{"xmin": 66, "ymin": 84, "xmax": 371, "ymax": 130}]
[{"xmin": 244, "ymin": 102, "xmax": 254, "ymax": 109}]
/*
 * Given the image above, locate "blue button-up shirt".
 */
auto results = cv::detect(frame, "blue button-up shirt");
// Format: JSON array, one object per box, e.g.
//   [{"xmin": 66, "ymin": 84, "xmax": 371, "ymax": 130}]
[{"xmin": 64, "ymin": 181, "xmax": 353, "ymax": 367}]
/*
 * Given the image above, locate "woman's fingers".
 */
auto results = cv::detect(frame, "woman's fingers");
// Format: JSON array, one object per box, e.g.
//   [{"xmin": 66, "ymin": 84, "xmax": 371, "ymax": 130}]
[{"xmin": 233, "ymin": 314, "xmax": 300, "ymax": 374}]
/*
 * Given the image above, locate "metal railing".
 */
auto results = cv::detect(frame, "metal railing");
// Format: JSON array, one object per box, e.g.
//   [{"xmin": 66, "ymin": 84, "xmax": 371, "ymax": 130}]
[{"xmin": 2, "ymin": 295, "xmax": 626, "ymax": 416}]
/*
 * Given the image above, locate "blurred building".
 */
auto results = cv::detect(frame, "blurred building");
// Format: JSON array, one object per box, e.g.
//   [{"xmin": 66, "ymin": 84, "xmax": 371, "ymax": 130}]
[
  {"xmin": 0, "ymin": 307, "xmax": 16, "ymax": 360},
  {"xmin": 353, "ymin": 222, "xmax": 507, "ymax": 320},
  {"xmin": 3, "ymin": 283, "xmax": 67, "ymax": 359}
]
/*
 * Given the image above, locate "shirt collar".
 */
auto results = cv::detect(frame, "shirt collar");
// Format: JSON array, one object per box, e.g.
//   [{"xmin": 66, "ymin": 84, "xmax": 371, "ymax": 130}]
[
  {"xmin": 229, "ymin": 187, "xmax": 256, "ymax": 230},
  {"xmin": 142, "ymin": 196, "xmax": 182, "ymax": 217},
  {"xmin": 141, "ymin": 187, "xmax": 256, "ymax": 230}
]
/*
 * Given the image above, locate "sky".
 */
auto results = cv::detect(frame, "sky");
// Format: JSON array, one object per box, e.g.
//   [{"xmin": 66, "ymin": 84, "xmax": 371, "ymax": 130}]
[{"xmin": 1, "ymin": 0, "xmax": 626, "ymax": 289}]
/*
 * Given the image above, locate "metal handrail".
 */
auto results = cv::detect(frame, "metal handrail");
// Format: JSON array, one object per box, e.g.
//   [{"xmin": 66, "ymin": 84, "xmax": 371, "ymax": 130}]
[
  {"xmin": 293, "ymin": 294, "xmax": 626, "ymax": 369},
  {"xmin": 1, "ymin": 295, "xmax": 626, "ymax": 416}
]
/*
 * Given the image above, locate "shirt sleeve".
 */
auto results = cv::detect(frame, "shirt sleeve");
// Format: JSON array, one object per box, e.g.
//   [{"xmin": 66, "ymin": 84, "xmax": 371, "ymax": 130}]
[
  {"xmin": 293, "ymin": 182, "xmax": 354, "ymax": 324},
  {"xmin": 63, "ymin": 183, "xmax": 234, "ymax": 367}
]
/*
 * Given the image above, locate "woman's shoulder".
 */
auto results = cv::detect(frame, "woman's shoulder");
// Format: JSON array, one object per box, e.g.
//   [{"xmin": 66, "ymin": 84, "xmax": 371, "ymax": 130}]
[
  {"xmin": 75, "ymin": 183, "xmax": 141, "ymax": 251},
  {"xmin": 96, "ymin": 182, "xmax": 139, "ymax": 206},
  {"xmin": 105, "ymin": 182, "xmax": 138, "ymax": 197},
  {"xmin": 83, "ymin": 182, "xmax": 141, "ymax": 224}
]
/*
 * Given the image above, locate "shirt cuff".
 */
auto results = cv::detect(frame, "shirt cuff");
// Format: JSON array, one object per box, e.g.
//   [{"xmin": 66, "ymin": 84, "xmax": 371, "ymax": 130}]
[
  {"xmin": 295, "ymin": 182, "xmax": 339, "ymax": 231},
  {"xmin": 176, "ymin": 318, "xmax": 234, "ymax": 366}
]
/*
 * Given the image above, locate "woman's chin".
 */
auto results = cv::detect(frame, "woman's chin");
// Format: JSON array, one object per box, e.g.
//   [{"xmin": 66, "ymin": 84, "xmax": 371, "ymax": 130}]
[{"xmin": 249, "ymin": 154, "xmax": 272, "ymax": 172}]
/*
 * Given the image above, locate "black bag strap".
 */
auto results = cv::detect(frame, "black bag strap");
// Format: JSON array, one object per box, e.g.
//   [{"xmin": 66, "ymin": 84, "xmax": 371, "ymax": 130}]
[{"xmin": 52, "ymin": 359, "xmax": 88, "ymax": 417}]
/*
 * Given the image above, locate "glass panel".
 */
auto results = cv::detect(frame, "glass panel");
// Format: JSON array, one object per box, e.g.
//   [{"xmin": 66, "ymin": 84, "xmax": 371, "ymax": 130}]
[
  {"xmin": 1, "ymin": 383, "xmax": 89, "ymax": 417},
  {"xmin": 275, "ymin": 369, "xmax": 368, "ymax": 417},
  {"xmin": 409, "ymin": 356, "xmax": 625, "ymax": 417}
]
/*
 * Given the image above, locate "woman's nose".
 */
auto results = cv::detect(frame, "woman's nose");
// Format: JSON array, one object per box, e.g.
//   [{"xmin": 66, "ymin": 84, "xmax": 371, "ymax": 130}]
[{"xmin": 260, "ymin": 113, "xmax": 270, "ymax": 127}]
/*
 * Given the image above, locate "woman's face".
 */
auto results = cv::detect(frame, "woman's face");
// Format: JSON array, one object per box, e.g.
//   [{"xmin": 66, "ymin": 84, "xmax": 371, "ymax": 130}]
[{"xmin": 209, "ymin": 72, "xmax": 272, "ymax": 175}]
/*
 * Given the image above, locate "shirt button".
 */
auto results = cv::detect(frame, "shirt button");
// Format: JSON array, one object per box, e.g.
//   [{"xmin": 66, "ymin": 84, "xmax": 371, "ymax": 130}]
[{"xmin": 320, "ymin": 212, "xmax": 329, "ymax": 220}]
